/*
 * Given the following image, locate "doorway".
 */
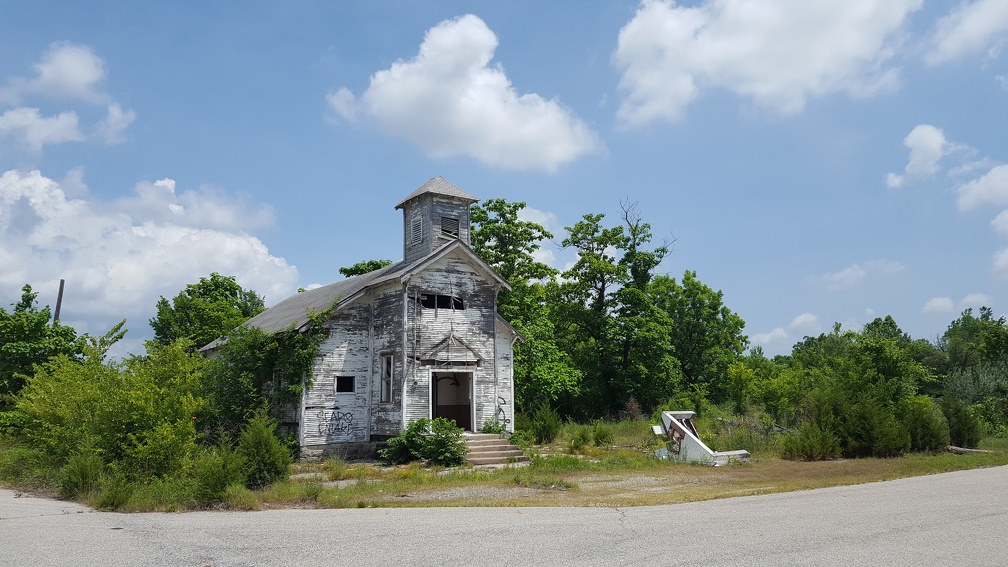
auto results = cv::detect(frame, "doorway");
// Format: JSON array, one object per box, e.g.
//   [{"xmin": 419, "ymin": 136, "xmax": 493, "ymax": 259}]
[{"xmin": 431, "ymin": 371, "xmax": 472, "ymax": 431}]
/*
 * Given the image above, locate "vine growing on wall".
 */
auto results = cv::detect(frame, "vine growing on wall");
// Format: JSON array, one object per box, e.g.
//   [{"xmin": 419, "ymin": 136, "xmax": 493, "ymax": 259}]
[{"xmin": 202, "ymin": 301, "xmax": 336, "ymax": 437}]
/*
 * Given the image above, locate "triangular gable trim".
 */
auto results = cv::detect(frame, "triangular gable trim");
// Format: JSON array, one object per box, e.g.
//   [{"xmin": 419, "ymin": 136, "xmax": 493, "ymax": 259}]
[{"xmin": 399, "ymin": 240, "xmax": 511, "ymax": 291}]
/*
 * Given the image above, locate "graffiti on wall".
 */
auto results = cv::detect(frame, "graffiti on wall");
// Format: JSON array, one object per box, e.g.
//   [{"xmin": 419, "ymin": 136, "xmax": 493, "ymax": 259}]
[{"xmin": 318, "ymin": 409, "xmax": 354, "ymax": 436}]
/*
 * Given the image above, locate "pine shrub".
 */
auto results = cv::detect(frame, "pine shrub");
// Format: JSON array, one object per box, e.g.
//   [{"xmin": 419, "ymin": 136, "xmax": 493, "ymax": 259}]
[{"xmin": 236, "ymin": 411, "xmax": 292, "ymax": 489}]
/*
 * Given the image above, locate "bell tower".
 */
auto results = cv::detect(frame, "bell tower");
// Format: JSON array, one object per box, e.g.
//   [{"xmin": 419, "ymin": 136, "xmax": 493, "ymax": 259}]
[{"xmin": 395, "ymin": 177, "xmax": 478, "ymax": 265}]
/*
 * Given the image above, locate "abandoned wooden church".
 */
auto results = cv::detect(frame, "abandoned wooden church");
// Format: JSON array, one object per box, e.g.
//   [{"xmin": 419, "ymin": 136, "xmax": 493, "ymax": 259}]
[{"xmin": 226, "ymin": 177, "xmax": 518, "ymax": 458}]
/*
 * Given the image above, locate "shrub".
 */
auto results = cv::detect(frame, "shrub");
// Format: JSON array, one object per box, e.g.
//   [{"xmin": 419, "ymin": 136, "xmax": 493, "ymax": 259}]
[
  {"xmin": 379, "ymin": 418, "xmax": 429, "ymax": 465},
  {"xmin": 781, "ymin": 423, "xmax": 841, "ymax": 461},
  {"xmin": 0, "ymin": 410, "xmax": 29, "ymax": 438},
  {"xmin": 191, "ymin": 444, "xmax": 245, "ymax": 505},
  {"xmin": 60, "ymin": 450, "xmax": 106, "ymax": 499},
  {"xmin": 568, "ymin": 424, "xmax": 591, "ymax": 453},
  {"xmin": 482, "ymin": 419, "xmax": 507, "ymax": 435},
  {"xmin": 592, "ymin": 421, "xmax": 614, "ymax": 447},
  {"xmin": 379, "ymin": 418, "xmax": 469, "ymax": 467},
  {"xmin": 939, "ymin": 397, "xmax": 982, "ymax": 448},
  {"xmin": 96, "ymin": 473, "xmax": 133, "ymax": 510},
  {"xmin": 529, "ymin": 404, "xmax": 561, "ymax": 445},
  {"xmin": 898, "ymin": 396, "xmax": 950, "ymax": 453},
  {"xmin": 236, "ymin": 411, "xmax": 292, "ymax": 489},
  {"xmin": 423, "ymin": 417, "xmax": 468, "ymax": 467}
]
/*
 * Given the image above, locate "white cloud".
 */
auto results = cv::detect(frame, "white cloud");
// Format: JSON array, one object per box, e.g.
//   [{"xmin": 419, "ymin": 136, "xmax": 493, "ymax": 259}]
[
  {"xmin": 788, "ymin": 312, "xmax": 819, "ymax": 332},
  {"xmin": 991, "ymin": 210, "xmax": 1008, "ymax": 234},
  {"xmin": 926, "ymin": 0, "xmax": 1008, "ymax": 65},
  {"xmin": 328, "ymin": 14, "xmax": 600, "ymax": 172},
  {"xmin": 612, "ymin": 0, "xmax": 921, "ymax": 127},
  {"xmin": 812, "ymin": 260, "xmax": 904, "ymax": 291},
  {"xmin": 922, "ymin": 296, "xmax": 954, "ymax": 314},
  {"xmin": 751, "ymin": 327, "xmax": 788, "ymax": 348},
  {"xmin": 518, "ymin": 206, "xmax": 562, "ymax": 236},
  {"xmin": 885, "ymin": 124, "xmax": 955, "ymax": 188},
  {"xmin": 961, "ymin": 293, "xmax": 993, "ymax": 309},
  {"xmin": 0, "ymin": 107, "xmax": 84, "ymax": 151},
  {"xmin": 0, "ymin": 44, "xmax": 133, "ymax": 152},
  {"xmin": 1, "ymin": 43, "xmax": 108, "ymax": 104},
  {"xmin": 0, "ymin": 169, "xmax": 297, "ymax": 337},
  {"xmin": 994, "ymin": 249, "xmax": 1008, "ymax": 278},
  {"xmin": 957, "ymin": 164, "xmax": 1008, "ymax": 211},
  {"xmin": 96, "ymin": 103, "xmax": 136, "ymax": 145}
]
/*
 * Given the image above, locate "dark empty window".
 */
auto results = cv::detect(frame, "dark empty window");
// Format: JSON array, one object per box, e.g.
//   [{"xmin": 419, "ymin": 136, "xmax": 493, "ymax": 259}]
[
  {"xmin": 441, "ymin": 216, "xmax": 460, "ymax": 238},
  {"xmin": 418, "ymin": 293, "xmax": 464, "ymax": 310},
  {"xmin": 335, "ymin": 376, "xmax": 355, "ymax": 393}
]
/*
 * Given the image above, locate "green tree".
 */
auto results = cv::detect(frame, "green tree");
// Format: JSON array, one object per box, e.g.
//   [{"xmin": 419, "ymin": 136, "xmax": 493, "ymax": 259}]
[
  {"xmin": 649, "ymin": 271, "xmax": 748, "ymax": 403},
  {"xmin": 470, "ymin": 199, "xmax": 581, "ymax": 411},
  {"xmin": 0, "ymin": 284, "xmax": 81, "ymax": 406},
  {"xmin": 339, "ymin": 259, "xmax": 393, "ymax": 277},
  {"xmin": 150, "ymin": 273, "xmax": 265, "ymax": 352}
]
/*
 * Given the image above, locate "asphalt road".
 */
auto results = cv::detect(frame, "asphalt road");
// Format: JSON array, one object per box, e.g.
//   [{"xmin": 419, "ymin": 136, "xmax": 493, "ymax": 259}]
[{"xmin": 3, "ymin": 465, "xmax": 1006, "ymax": 566}]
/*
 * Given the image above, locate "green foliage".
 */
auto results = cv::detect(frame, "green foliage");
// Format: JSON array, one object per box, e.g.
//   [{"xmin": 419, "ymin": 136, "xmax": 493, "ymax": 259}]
[
  {"xmin": 482, "ymin": 419, "xmax": 507, "ymax": 435},
  {"xmin": 339, "ymin": 259, "xmax": 393, "ymax": 277},
  {"xmin": 0, "ymin": 409, "xmax": 29, "ymax": 437},
  {"xmin": 529, "ymin": 404, "xmax": 562, "ymax": 444},
  {"xmin": 150, "ymin": 272, "xmax": 265, "ymax": 352},
  {"xmin": 939, "ymin": 397, "xmax": 982, "ymax": 448},
  {"xmin": 190, "ymin": 443, "xmax": 245, "ymax": 505},
  {"xmin": 423, "ymin": 417, "xmax": 468, "ymax": 467},
  {"xmin": 897, "ymin": 396, "xmax": 950, "ymax": 452},
  {"xmin": 780, "ymin": 423, "xmax": 841, "ymax": 461},
  {"xmin": 201, "ymin": 300, "xmax": 332, "ymax": 438},
  {"xmin": 236, "ymin": 410, "xmax": 292, "ymax": 489},
  {"xmin": 379, "ymin": 418, "xmax": 469, "ymax": 467},
  {"xmin": 0, "ymin": 284, "xmax": 82, "ymax": 406},
  {"xmin": 649, "ymin": 271, "xmax": 748, "ymax": 404},
  {"xmin": 592, "ymin": 420, "xmax": 614, "ymax": 446},
  {"xmin": 17, "ymin": 339, "xmax": 205, "ymax": 479},
  {"xmin": 60, "ymin": 450, "xmax": 106, "ymax": 499}
]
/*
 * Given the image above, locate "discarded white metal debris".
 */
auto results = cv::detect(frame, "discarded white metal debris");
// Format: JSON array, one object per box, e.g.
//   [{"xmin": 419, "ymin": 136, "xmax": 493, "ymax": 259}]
[{"xmin": 653, "ymin": 411, "xmax": 750, "ymax": 466}]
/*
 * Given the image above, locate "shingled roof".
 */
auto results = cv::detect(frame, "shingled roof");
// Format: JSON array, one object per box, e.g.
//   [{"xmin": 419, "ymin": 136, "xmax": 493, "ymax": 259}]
[
  {"xmin": 395, "ymin": 176, "xmax": 478, "ymax": 210},
  {"xmin": 199, "ymin": 240, "xmax": 511, "ymax": 352}
]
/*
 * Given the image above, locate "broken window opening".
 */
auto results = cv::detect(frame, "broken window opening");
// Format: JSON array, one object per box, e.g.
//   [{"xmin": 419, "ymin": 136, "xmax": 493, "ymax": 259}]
[
  {"xmin": 417, "ymin": 293, "xmax": 464, "ymax": 310},
  {"xmin": 441, "ymin": 216, "xmax": 460, "ymax": 238},
  {"xmin": 380, "ymin": 354, "xmax": 393, "ymax": 403}
]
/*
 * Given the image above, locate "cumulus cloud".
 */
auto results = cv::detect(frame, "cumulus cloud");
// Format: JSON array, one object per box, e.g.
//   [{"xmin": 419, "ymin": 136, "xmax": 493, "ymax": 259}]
[
  {"xmin": 957, "ymin": 164, "xmax": 1008, "ymax": 210},
  {"xmin": 788, "ymin": 312, "xmax": 819, "ymax": 332},
  {"xmin": 612, "ymin": 0, "xmax": 921, "ymax": 127},
  {"xmin": 0, "ymin": 43, "xmax": 134, "ymax": 152},
  {"xmin": 994, "ymin": 249, "xmax": 1008, "ymax": 278},
  {"xmin": 0, "ymin": 169, "xmax": 297, "ymax": 336},
  {"xmin": 750, "ymin": 327, "xmax": 788, "ymax": 349},
  {"xmin": 922, "ymin": 296, "xmax": 954, "ymax": 314},
  {"xmin": 812, "ymin": 260, "xmax": 904, "ymax": 291},
  {"xmin": 991, "ymin": 210, "xmax": 1008, "ymax": 234},
  {"xmin": 327, "ymin": 14, "xmax": 600, "ymax": 172},
  {"xmin": 885, "ymin": 124, "xmax": 956, "ymax": 188},
  {"xmin": 926, "ymin": 0, "xmax": 1008, "ymax": 65},
  {"xmin": 961, "ymin": 293, "xmax": 994, "ymax": 309},
  {"xmin": 0, "ymin": 107, "xmax": 84, "ymax": 151}
]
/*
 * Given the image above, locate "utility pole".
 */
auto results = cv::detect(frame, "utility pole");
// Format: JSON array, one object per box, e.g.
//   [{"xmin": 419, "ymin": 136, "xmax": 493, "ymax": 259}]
[{"xmin": 53, "ymin": 279, "xmax": 65, "ymax": 323}]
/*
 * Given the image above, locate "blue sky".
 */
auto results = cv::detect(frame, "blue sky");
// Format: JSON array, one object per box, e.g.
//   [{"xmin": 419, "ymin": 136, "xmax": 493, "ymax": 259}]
[{"xmin": 1, "ymin": 0, "xmax": 1007, "ymax": 358}]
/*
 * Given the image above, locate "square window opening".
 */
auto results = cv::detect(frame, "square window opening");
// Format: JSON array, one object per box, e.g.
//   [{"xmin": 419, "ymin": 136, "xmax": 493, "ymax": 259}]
[{"xmin": 335, "ymin": 376, "xmax": 355, "ymax": 394}]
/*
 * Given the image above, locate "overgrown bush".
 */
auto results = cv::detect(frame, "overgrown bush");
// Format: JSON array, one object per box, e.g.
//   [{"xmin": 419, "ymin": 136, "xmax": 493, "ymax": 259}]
[
  {"xmin": 379, "ymin": 418, "xmax": 469, "ymax": 467},
  {"xmin": 780, "ymin": 423, "xmax": 841, "ymax": 461},
  {"xmin": 568, "ymin": 424, "xmax": 591, "ymax": 453},
  {"xmin": 236, "ymin": 411, "xmax": 292, "ymax": 489},
  {"xmin": 592, "ymin": 420, "xmax": 614, "ymax": 446},
  {"xmin": 898, "ymin": 396, "xmax": 950, "ymax": 452},
  {"xmin": 423, "ymin": 417, "xmax": 468, "ymax": 467},
  {"xmin": 939, "ymin": 397, "xmax": 982, "ymax": 448},
  {"xmin": 482, "ymin": 419, "xmax": 507, "ymax": 435},
  {"xmin": 60, "ymin": 450, "xmax": 106, "ymax": 499},
  {"xmin": 529, "ymin": 404, "xmax": 561, "ymax": 444},
  {"xmin": 191, "ymin": 443, "xmax": 245, "ymax": 505}
]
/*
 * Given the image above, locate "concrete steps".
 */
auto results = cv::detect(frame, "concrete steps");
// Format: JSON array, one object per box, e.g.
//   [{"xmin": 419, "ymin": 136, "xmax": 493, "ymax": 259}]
[{"xmin": 464, "ymin": 433, "xmax": 530, "ymax": 466}]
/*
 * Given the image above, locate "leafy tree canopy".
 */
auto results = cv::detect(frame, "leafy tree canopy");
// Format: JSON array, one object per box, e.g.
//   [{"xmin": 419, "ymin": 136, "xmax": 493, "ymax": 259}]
[
  {"xmin": 150, "ymin": 273, "xmax": 265, "ymax": 352},
  {"xmin": 339, "ymin": 259, "xmax": 393, "ymax": 278},
  {"xmin": 0, "ymin": 284, "xmax": 81, "ymax": 405}
]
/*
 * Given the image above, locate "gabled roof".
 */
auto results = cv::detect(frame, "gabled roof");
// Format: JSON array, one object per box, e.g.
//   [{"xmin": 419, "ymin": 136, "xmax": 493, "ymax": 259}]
[
  {"xmin": 200, "ymin": 241, "xmax": 510, "ymax": 352},
  {"xmin": 395, "ymin": 176, "xmax": 478, "ymax": 210}
]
